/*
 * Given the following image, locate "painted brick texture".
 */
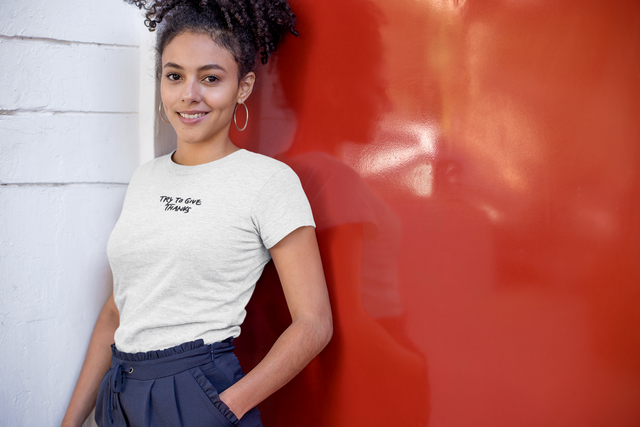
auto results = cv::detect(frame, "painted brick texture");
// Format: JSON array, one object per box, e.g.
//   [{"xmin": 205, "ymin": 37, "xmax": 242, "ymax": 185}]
[{"xmin": 0, "ymin": 1, "xmax": 145, "ymax": 425}]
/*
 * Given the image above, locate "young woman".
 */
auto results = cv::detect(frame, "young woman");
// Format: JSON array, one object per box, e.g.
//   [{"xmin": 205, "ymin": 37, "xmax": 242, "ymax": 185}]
[{"xmin": 61, "ymin": 1, "xmax": 332, "ymax": 426}]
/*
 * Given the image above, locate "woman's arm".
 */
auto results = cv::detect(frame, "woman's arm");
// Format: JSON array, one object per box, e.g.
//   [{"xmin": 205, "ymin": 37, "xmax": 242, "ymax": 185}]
[
  {"xmin": 61, "ymin": 292, "xmax": 120, "ymax": 427},
  {"xmin": 219, "ymin": 225, "xmax": 333, "ymax": 419}
]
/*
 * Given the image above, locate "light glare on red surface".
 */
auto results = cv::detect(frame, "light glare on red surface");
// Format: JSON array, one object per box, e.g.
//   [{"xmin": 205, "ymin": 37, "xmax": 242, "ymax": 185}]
[{"xmin": 233, "ymin": 0, "xmax": 640, "ymax": 425}]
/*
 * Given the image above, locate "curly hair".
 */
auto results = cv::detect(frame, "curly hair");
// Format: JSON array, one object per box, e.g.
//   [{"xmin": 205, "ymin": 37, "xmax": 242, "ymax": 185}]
[{"xmin": 124, "ymin": 0, "xmax": 298, "ymax": 78}]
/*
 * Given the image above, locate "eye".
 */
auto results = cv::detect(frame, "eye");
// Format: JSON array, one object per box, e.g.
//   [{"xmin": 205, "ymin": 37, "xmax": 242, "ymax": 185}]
[
  {"xmin": 203, "ymin": 75, "xmax": 219, "ymax": 83},
  {"xmin": 165, "ymin": 72, "xmax": 181, "ymax": 81}
]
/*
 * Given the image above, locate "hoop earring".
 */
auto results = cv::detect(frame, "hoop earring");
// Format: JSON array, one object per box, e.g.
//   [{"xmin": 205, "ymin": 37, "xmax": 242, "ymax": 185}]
[
  {"xmin": 234, "ymin": 102, "xmax": 249, "ymax": 131},
  {"xmin": 158, "ymin": 101, "xmax": 170, "ymax": 124}
]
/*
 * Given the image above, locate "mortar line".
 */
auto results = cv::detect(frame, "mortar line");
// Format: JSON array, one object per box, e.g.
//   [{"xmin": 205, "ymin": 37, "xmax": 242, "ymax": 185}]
[
  {"xmin": 0, "ymin": 34, "xmax": 139, "ymax": 48},
  {"xmin": 1, "ymin": 182, "xmax": 129, "ymax": 187},
  {"xmin": 0, "ymin": 110, "xmax": 138, "ymax": 116}
]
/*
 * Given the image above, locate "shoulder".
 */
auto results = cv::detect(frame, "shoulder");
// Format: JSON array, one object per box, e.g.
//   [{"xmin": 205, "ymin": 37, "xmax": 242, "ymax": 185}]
[
  {"xmin": 140, "ymin": 152, "xmax": 172, "ymax": 172},
  {"xmin": 233, "ymin": 149, "xmax": 302, "ymax": 188},
  {"xmin": 236, "ymin": 149, "xmax": 291, "ymax": 175},
  {"xmin": 125, "ymin": 154, "xmax": 169, "ymax": 185}
]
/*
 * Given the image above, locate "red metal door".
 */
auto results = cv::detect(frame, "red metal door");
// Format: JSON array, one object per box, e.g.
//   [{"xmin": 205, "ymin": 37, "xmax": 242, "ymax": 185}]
[{"xmin": 233, "ymin": 0, "xmax": 640, "ymax": 425}]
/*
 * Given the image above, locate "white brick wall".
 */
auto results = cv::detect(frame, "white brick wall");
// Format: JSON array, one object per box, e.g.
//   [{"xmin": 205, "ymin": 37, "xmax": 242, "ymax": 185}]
[
  {"xmin": 0, "ymin": 0, "xmax": 140, "ymax": 45},
  {"xmin": 0, "ymin": 1, "xmax": 154, "ymax": 425},
  {"xmin": 0, "ymin": 39, "xmax": 139, "ymax": 112},
  {"xmin": 0, "ymin": 114, "xmax": 139, "ymax": 183}
]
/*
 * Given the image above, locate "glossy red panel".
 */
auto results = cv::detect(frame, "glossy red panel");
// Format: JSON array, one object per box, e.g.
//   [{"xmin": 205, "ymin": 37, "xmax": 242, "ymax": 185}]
[{"xmin": 232, "ymin": 0, "xmax": 640, "ymax": 425}]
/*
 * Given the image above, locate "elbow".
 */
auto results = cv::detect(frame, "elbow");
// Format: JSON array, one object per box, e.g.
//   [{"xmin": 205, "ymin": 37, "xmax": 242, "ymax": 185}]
[
  {"xmin": 296, "ymin": 310, "xmax": 333, "ymax": 354},
  {"xmin": 318, "ymin": 313, "xmax": 333, "ymax": 350}
]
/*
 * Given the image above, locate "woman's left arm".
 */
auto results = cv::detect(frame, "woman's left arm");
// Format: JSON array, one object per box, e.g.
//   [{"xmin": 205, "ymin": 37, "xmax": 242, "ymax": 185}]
[{"xmin": 219, "ymin": 225, "xmax": 333, "ymax": 419}]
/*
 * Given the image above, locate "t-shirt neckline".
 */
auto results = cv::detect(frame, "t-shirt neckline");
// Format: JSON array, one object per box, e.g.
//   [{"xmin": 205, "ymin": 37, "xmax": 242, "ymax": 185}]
[{"xmin": 165, "ymin": 148, "xmax": 246, "ymax": 175}]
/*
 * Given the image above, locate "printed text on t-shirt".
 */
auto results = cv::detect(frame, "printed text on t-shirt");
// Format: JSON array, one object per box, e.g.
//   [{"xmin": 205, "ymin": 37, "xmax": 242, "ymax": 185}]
[{"xmin": 159, "ymin": 196, "xmax": 202, "ymax": 213}]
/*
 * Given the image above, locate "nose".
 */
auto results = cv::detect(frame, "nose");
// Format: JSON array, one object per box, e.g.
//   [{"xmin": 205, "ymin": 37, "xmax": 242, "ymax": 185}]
[{"xmin": 181, "ymin": 78, "xmax": 202, "ymax": 104}]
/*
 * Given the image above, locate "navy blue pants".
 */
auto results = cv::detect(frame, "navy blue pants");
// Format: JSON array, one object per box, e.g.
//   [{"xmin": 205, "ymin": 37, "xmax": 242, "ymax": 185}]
[{"xmin": 95, "ymin": 339, "xmax": 262, "ymax": 427}]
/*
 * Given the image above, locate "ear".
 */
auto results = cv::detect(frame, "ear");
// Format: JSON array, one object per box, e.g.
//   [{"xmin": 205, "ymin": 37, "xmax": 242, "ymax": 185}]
[{"xmin": 237, "ymin": 72, "xmax": 256, "ymax": 104}]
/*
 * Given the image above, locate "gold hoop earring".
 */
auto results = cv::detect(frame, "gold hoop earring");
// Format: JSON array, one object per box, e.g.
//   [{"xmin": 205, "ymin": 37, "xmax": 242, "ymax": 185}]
[
  {"xmin": 234, "ymin": 102, "xmax": 249, "ymax": 131},
  {"xmin": 159, "ymin": 101, "xmax": 170, "ymax": 124}
]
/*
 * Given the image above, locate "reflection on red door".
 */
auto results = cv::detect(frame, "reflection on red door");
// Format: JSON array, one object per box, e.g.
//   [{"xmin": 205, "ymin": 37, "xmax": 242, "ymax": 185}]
[{"xmin": 232, "ymin": 0, "xmax": 640, "ymax": 425}]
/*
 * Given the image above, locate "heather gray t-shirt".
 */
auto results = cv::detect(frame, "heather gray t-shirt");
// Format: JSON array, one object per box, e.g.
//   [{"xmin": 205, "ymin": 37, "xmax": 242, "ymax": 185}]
[{"xmin": 108, "ymin": 149, "xmax": 315, "ymax": 353}]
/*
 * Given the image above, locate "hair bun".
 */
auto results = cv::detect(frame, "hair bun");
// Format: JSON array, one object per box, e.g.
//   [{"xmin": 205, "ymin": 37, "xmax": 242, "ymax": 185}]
[{"xmin": 125, "ymin": 0, "xmax": 297, "ymax": 75}]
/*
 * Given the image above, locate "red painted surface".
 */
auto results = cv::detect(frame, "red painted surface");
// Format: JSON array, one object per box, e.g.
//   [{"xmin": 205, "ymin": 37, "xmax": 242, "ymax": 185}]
[{"xmin": 232, "ymin": 0, "xmax": 640, "ymax": 425}]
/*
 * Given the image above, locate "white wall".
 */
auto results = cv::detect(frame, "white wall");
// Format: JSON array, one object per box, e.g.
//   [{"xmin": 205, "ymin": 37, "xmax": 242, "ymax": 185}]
[{"xmin": 0, "ymin": 1, "xmax": 155, "ymax": 425}]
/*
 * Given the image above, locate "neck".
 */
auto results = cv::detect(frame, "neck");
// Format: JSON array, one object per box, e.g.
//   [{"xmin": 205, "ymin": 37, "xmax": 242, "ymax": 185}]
[{"xmin": 172, "ymin": 134, "xmax": 239, "ymax": 166}]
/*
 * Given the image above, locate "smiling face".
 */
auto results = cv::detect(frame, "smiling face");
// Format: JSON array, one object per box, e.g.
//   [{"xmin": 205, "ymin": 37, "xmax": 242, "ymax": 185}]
[{"xmin": 160, "ymin": 32, "xmax": 255, "ymax": 149}]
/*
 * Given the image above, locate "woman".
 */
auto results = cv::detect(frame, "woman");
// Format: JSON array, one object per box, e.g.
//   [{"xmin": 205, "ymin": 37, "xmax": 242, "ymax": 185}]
[{"xmin": 61, "ymin": 1, "xmax": 333, "ymax": 426}]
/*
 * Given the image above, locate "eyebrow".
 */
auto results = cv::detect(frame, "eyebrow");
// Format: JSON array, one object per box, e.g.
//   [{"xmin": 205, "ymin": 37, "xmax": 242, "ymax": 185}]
[{"xmin": 163, "ymin": 62, "xmax": 227, "ymax": 73}]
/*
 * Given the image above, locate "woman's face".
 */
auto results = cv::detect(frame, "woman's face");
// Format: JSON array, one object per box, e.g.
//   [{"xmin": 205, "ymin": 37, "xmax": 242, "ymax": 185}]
[{"xmin": 160, "ymin": 32, "xmax": 254, "ymax": 146}]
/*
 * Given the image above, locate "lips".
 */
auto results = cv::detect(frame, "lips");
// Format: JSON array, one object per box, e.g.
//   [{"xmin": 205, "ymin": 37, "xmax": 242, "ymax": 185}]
[
  {"xmin": 178, "ymin": 112, "xmax": 208, "ymax": 119},
  {"xmin": 175, "ymin": 110, "xmax": 210, "ymax": 125}
]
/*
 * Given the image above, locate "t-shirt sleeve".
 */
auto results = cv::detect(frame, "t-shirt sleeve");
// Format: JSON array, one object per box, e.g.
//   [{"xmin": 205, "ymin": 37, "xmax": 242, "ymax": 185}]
[{"xmin": 251, "ymin": 167, "xmax": 316, "ymax": 249}]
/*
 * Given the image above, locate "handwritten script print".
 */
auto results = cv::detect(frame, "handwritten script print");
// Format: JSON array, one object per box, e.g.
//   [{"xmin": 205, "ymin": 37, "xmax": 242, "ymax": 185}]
[{"xmin": 159, "ymin": 195, "xmax": 202, "ymax": 213}]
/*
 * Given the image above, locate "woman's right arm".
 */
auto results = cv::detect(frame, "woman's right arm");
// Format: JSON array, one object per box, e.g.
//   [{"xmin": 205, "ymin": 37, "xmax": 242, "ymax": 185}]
[{"xmin": 61, "ymin": 291, "xmax": 119, "ymax": 427}]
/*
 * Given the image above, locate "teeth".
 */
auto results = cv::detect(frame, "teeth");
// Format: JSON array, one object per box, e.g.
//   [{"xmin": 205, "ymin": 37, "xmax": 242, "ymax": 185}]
[{"xmin": 179, "ymin": 112, "xmax": 206, "ymax": 119}]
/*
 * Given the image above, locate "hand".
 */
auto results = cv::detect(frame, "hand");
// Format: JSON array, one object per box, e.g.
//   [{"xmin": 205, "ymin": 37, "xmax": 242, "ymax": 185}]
[{"xmin": 219, "ymin": 388, "xmax": 243, "ymax": 420}]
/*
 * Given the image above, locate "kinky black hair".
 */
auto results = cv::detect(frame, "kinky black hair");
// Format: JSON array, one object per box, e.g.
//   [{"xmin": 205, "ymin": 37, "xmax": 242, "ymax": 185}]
[{"xmin": 124, "ymin": 0, "xmax": 298, "ymax": 78}]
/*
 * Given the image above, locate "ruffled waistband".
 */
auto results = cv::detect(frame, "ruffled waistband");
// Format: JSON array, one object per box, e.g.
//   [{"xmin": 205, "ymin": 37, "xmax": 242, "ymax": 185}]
[{"xmin": 111, "ymin": 338, "xmax": 233, "ymax": 362}]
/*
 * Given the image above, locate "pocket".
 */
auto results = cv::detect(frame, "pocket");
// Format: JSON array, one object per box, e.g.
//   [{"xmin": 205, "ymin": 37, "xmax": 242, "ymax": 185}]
[{"xmin": 189, "ymin": 366, "xmax": 241, "ymax": 427}]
